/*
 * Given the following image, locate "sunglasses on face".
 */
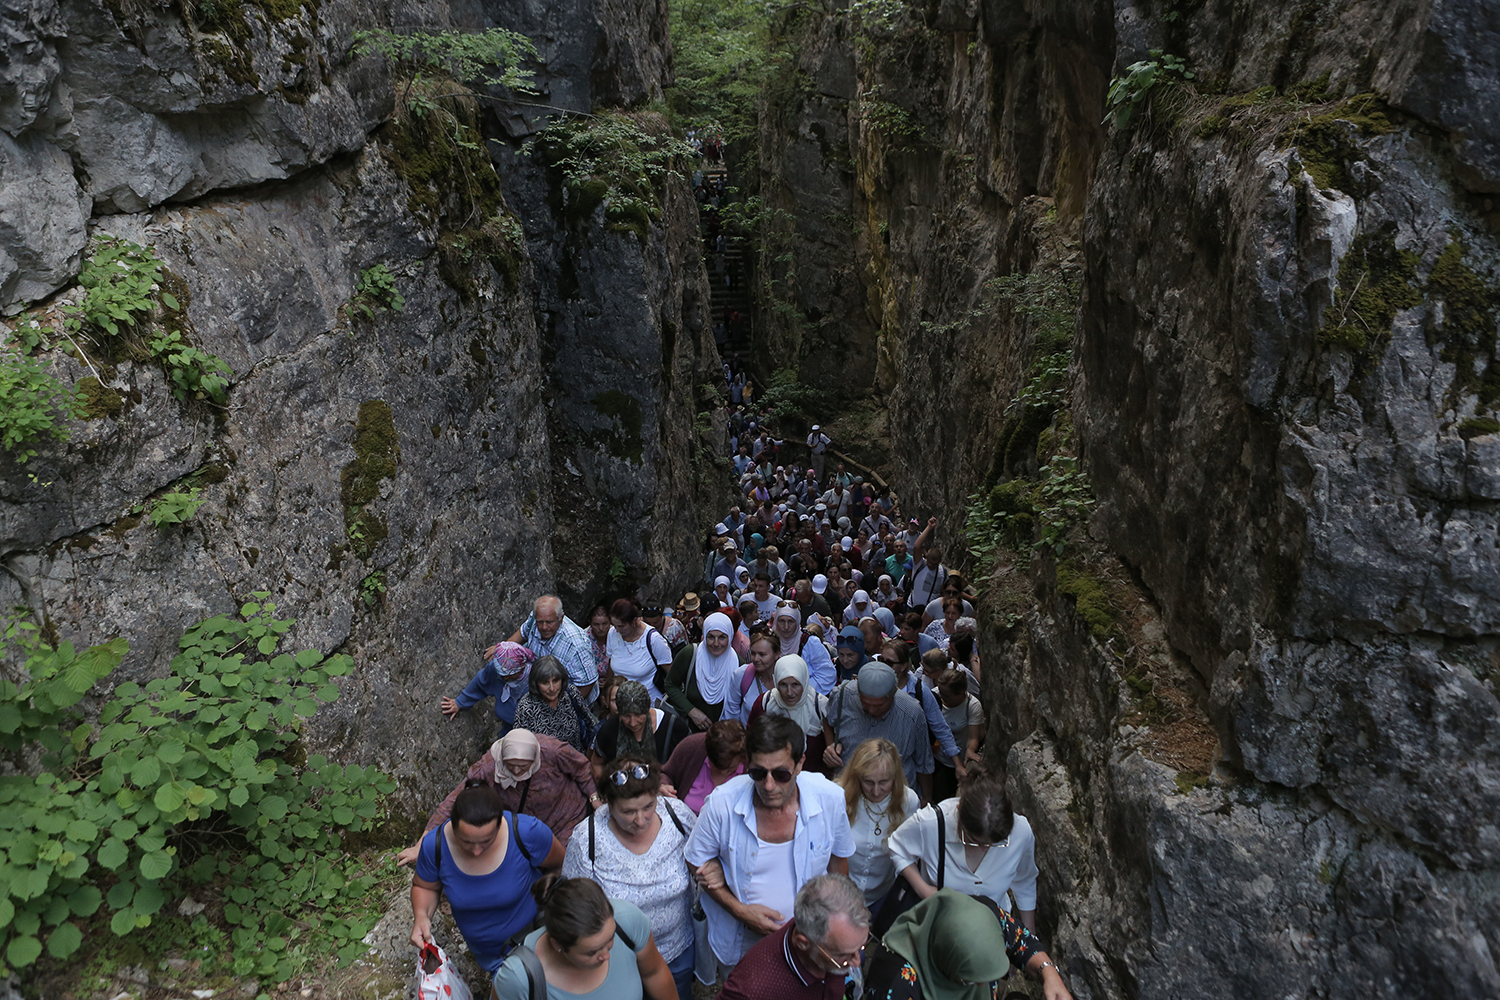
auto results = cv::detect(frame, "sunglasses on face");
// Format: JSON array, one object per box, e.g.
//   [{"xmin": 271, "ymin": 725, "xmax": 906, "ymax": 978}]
[
  {"xmin": 747, "ymin": 766, "xmax": 795, "ymax": 784},
  {"xmin": 609, "ymin": 765, "xmax": 651, "ymax": 785}
]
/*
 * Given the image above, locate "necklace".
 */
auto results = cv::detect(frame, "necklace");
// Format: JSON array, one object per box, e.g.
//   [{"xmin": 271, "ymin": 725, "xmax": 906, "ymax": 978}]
[{"xmin": 864, "ymin": 798, "xmax": 890, "ymax": 837}]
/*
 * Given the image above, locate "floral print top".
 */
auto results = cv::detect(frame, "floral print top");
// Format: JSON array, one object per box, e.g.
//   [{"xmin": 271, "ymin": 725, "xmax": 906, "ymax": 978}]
[{"xmin": 857, "ymin": 904, "xmax": 1043, "ymax": 999}]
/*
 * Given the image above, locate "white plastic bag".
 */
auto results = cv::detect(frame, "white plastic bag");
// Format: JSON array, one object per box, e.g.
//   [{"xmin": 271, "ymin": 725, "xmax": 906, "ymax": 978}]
[{"xmin": 416, "ymin": 943, "xmax": 473, "ymax": 1000}]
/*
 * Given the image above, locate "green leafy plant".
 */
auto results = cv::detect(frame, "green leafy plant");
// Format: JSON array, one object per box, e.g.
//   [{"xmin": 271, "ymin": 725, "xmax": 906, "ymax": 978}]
[
  {"xmin": 847, "ymin": 0, "xmax": 909, "ymax": 32},
  {"xmin": 148, "ymin": 329, "xmax": 232, "ymax": 403},
  {"xmin": 605, "ymin": 557, "xmax": 628, "ymax": 586},
  {"xmin": 0, "ymin": 347, "xmax": 82, "ymax": 463},
  {"xmin": 350, "ymin": 264, "xmax": 407, "ymax": 321},
  {"xmin": 64, "ymin": 238, "xmax": 175, "ymax": 338},
  {"xmin": 755, "ymin": 367, "xmax": 818, "ymax": 422},
  {"xmin": 859, "ymin": 87, "xmax": 923, "ymax": 145},
  {"xmin": 0, "ymin": 600, "xmax": 395, "ymax": 978},
  {"xmin": 358, "ymin": 571, "xmax": 387, "ymax": 608},
  {"xmin": 536, "ymin": 112, "xmax": 694, "ymax": 240},
  {"xmin": 1104, "ymin": 50, "xmax": 1194, "ymax": 129},
  {"xmin": 63, "ymin": 237, "xmax": 232, "ymax": 405},
  {"xmin": 146, "ymin": 486, "xmax": 207, "ymax": 527},
  {"xmin": 1031, "ymin": 455, "xmax": 1095, "ymax": 556},
  {"xmin": 354, "ymin": 27, "xmax": 538, "ymax": 98}
]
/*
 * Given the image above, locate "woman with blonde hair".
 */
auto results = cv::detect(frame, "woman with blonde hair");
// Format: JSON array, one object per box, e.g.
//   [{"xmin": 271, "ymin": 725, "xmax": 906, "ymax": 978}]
[{"xmin": 835, "ymin": 738, "xmax": 919, "ymax": 908}]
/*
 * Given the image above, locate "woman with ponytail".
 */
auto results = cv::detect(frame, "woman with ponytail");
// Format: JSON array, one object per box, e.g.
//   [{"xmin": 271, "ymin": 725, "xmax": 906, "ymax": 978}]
[{"xmin": 491, "ymin": 874, "xmax": 678, "ymax": 1000}]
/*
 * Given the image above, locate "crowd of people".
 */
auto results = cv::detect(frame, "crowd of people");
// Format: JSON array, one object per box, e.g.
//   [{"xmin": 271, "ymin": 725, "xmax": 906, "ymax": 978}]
[{"xmin": 400, "ymin": 377, "xmax": 1073, "ymax": 1000}]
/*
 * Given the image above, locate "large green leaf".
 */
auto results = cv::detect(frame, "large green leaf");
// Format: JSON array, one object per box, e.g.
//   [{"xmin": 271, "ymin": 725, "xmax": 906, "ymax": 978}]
[
  {"xmin": 46, "ymin": 921, "xmax": 82, "ymax": 958},
  {"xmin": 6, "ymin": 934, "xmax": 41, "ymax": 967},
  {"xmin": 96, "ymin": 837, "xmax": 128, "ymax": 870},
  {"xmin": 109, "ymin": 907, "xmax": 137, "ymax": 936},
  {"xmin": 139, "ymin": 850, "xmax": 173, "ymax": 881},
  {"xmin": 153, "ymin": 783, "xmax": 184, "ymax": 813},
  {"xmin": 130, "ymin": 756, "xmax": 161, "ymax": 787},
  {"xmin": 67, "ymin": 885, "xmax": 102, "ymax": 916}
]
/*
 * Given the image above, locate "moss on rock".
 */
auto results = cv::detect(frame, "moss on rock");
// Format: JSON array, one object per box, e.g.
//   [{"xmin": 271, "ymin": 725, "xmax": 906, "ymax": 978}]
[
  {"xmin": 1282, "ymin": 93, "xmax": 1394, "ymax": 193},
  {"xmin": 1426, "ymin": 237, "xmax": 1500, "ymax": 408},
  {"xmin": 1318, "ymin": 230, "xmax": 1421, "ymax": 355},
  {"xmin": 77, "ymin": 377, "xmax": 125, "ymax": 420},
  {"xmin": 1056, "ymin": 559, "xmax": 1119, "ymax": 640}
]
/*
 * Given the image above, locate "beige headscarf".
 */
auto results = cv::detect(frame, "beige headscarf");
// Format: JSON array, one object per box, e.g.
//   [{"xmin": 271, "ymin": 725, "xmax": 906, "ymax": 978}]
[{"xmin": 491, "ymin": 729, "xmax": 541, "ymax": 788}]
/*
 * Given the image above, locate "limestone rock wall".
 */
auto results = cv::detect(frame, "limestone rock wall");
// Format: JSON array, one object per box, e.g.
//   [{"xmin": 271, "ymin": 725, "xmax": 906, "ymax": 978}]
[
  {"xmin": 0, "ymin": 0, "xmax": 721, "ymax": 812},
  {"xmin": 755, "ymin": 0, "xmax": 1500, "ymax": 997}
]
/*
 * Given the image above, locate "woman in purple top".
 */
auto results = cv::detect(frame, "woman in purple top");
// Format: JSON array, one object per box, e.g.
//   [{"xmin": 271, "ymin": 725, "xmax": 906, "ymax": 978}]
[
  {"xmin": 410, "ymin": 783, "xmax": 565, "ymax": 971},
  {"xmin": 658, "ymin": 720, "xmax": 746, "ymax": 813}
]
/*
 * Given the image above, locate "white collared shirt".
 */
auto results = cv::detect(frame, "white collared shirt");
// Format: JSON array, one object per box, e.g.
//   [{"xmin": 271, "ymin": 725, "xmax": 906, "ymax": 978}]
[{"xmin": 684, "ymin": 771, "xmax": 855, "ymax": 964}]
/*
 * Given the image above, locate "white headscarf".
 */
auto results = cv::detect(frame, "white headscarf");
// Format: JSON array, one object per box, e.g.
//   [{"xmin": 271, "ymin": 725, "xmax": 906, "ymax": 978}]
[
  {"xmin": 491, "ymin": 730, "xmax": 541, "ymax": 789},
  {"xmin": 693, "ymin": 612, "xmax": 740, "ymax": 706},
  {"xmin": 773, "ymin": 605, "xmax": 803, "ymax": 657},
  {"xmin": 766, "ymin": 655, "xmax": 823, "ymax": 735}
]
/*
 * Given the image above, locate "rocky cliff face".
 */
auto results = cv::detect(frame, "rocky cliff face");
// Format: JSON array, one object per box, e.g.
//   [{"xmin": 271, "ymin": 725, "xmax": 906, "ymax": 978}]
[
  {"xmin": 756, "ymin": 0, "xmax": 1499, "ymax": 997},
  {"xmin": 0, "ymin": 0, "xmax": 720, "ymax": 811}
]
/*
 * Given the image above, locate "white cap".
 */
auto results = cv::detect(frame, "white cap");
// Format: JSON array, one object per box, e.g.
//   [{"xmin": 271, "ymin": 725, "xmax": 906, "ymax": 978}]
[
  {"xmin": 812, "ymin": 424, "xmax": 820, "ymax": 431},
  {"xmin": 715, "ymin": 522, "xmax": 729, "ymax": 534},
  {"xmin": 811, "ymin": 574, "xmax": 828, "ymax": 594},
  {"xmin": 815, "ymin": 503, "xmax": 827, "ymax": 512},
  {"xmin": 841, "ymin": 536, "xmax": 853, "ymax": 551}
]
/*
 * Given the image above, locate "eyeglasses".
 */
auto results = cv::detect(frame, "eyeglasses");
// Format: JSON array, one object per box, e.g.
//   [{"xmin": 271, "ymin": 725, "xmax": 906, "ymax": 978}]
[
  {"xmin": 747, "ymin": 766, "xmax": 794, "ymax": 784},
  {"xmin": 958, "ymin": 827, "xmax": 1006, "ymax": 850},
  {"xmin": 813, "ymin": 932, "xmax": 873, "ymax": 970},
  {"xmin": 608, "ymin": 765, "xmax": 652, "ymax": 786}
]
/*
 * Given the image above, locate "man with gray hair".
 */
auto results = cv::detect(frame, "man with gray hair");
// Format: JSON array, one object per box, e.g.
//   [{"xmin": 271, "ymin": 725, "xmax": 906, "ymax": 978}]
[
  {"xmin": 504, "ymin": 595, "xmax": 598, "ymax": 702},
  {"xmin": 718, "ymin": 873, "xmax": 871, "ymax": 1000}
]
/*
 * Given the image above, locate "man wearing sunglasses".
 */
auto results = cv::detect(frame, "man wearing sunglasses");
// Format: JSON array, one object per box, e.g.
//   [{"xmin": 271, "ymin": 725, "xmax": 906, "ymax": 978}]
[
  {"xmin": 718, "ymin": 874, "xmax": 871, "ymax": 1000},
  {"xmin": 684, "ymin": 715, "xmax": 855, "ymax": 976}
]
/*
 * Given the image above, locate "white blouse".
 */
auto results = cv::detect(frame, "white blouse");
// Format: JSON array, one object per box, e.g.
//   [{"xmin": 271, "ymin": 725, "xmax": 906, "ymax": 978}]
[
  {"xmin": 886, "ymin": 798, "xmax": 1039, "ymax": 911},
  {"xmin": 847, "ymin": 787, "xmax": 921, "ymax": 905}
]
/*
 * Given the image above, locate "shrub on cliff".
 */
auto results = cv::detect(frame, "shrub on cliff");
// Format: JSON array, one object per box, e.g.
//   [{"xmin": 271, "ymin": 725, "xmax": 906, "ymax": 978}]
[{"xmin": 0, "ymin": 600, "xmax": 394, "ymax": 980}]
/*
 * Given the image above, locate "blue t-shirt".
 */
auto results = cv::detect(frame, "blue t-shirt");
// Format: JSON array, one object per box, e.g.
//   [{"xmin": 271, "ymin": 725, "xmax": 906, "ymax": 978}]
[{"xmin": 415, "ymin": 814, "xmax": 554, "ymax": 970}]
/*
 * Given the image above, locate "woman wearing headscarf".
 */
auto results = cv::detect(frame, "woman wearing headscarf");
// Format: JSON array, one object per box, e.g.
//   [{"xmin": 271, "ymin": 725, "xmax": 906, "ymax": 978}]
[
  {"xmin": 771, "ymin": 603, "xmax": 837, "ymax": 695},
  {"xmin": 836, "ymin": 625, "xmax": 868, "ymax": 684},
  {"xmin": 439, "ymin": 640, "xmax": 536, "ymax": 728},
  {"xmin": 395, "ymin": 730, "xmax": 599, "ymax": 867},
  {"xmin": 861, "ymin": 890, "xmax": 1073, "ymax": 1000},
  {"xmin": 590, "ymin": 680, "xmax": 687, "ymax": 776},
  {"xmin": 873, "ymin": 605, "xmax": 900, "ymax": 638},
  {"xmin": 664, "ymin": 611, "xmax": 741, "ymax": 731},
  {"xmin": 747, "ymin": 654, "xmax": 829, "ymax": 774}
]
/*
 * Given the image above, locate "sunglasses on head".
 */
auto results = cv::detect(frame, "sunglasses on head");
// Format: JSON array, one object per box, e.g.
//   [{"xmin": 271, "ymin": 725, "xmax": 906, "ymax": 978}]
[
  {"xmin": 609, "ymin": 765, "xmax": 652, "ymax": 785},
  {"xmin": 747, "ymin": 766, "xmax": 795, "ymax": 784}
]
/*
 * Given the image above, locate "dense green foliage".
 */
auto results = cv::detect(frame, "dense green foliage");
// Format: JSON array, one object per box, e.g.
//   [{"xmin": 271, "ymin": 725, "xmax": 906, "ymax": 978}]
[
  {"xmin": 0, "ymin": 601, "xmax": 394, "ymax": 979},
  {"xmin": 354, "ymin": 28, "xmax": 538, "ymax": 96},
  {"xmin": 146, "ymin": 486, "xmax": 208, "ymax": 527},
  {"xmin": 0, "ymin": 344, "xmax": 81, "ymax": 464},
  {"xmin": 1105, "ymin": 50, "xmax": 1194, "ymax": 129},
  {"xmin": 536, "ymin": 112, "xmax": 694, "ymax": 240},
  {"xmin": 65, "ymin": 237, "xmax": 233, "ymax": 404},
  {"xmin": 755, "ymin": 367, "xmax": 818, "ymax": 422},
  {"xmin": 666, "ymin": 0, "xmax": 782, "ymax": 138},
  {"xmin": 351, "ymin": 264, "xmax": 407, "ymax": 321}
]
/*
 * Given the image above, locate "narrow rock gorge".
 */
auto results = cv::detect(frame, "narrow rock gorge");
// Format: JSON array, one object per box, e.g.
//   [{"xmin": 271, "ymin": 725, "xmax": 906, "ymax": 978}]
[
  {"xmin": 749, "ymin": 0, "xmax": 1500, "ymax": 997},
  {"xmin": 2, "ymin": 0, "xmax": 1497, "ymax": 995}
]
